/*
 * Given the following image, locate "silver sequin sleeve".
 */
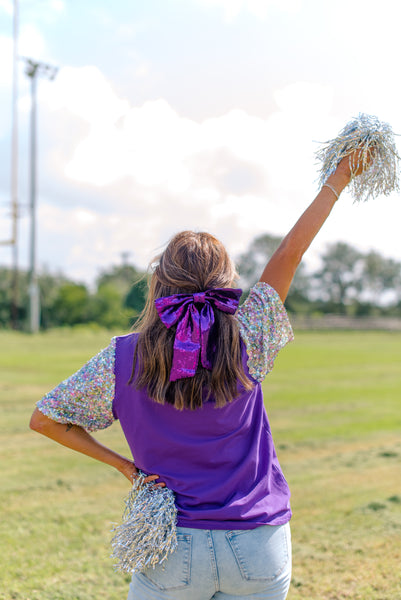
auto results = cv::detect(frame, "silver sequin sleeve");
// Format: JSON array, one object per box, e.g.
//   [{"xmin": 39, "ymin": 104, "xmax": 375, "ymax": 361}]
[
  {"xmin": 36, "ymin": 337, "xmax": 117, "ymax": 432},
  {"xmin": 236, "ymin": 282, "xmax": 294, "ymax": 382}
]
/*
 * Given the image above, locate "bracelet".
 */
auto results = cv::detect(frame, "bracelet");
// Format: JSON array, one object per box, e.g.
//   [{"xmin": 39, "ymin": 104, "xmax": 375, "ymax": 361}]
[{"xmin": 322, "ymin": 183, "xmax": 340, "ymax": 200}]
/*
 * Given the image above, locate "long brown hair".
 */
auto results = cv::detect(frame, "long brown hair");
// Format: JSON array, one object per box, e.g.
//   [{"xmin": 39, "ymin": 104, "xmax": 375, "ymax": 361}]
[{"xmin": 131, "ymin": 231, "xmax": 253, "ymax": 409}]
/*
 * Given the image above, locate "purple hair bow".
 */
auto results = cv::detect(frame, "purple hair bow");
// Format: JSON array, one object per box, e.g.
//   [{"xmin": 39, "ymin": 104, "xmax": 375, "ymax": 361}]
[{"xmin": 155, "ymin": 288, "xmax": 242, "ymax": 381}]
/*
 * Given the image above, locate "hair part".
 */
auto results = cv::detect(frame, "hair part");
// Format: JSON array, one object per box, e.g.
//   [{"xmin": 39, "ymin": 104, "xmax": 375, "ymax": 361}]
[{"xmin": 130, "ymin": 231, "xmax": 253, "ymax": 409}]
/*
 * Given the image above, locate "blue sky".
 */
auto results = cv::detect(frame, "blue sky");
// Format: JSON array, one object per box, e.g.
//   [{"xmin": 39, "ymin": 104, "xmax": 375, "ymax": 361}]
[{"xmin": 1, "ymin": 0, "xmax": 401, "ymax": 283}]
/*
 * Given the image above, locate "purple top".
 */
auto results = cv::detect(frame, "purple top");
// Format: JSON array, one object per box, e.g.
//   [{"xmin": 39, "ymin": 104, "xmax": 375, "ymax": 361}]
[{"xmin": 37, "ymin": 282, "xmax": 294, "ymax": 529}]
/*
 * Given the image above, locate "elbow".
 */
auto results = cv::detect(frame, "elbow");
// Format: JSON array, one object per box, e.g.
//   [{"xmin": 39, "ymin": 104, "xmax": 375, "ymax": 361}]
[
  {"xmin": 29, "ymin": 408, "xmax": 51, "ymax": 434},
  {"xmin": 29, "ymin": 410, "xmax": 41, "ymax": 432}
]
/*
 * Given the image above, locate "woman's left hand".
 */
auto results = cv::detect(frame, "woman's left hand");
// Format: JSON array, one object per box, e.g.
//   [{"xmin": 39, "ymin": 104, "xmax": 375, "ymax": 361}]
[
  {"xmin": 118, "ymin": 458, "xmax": 166, "ymax": 487},
  {"xmin": 118, "ymin": 458, "xmax": 139, "ymax": 483}
]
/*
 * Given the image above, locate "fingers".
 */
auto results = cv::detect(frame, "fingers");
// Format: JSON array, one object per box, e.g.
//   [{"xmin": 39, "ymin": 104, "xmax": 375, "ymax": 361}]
[
  {"xmin": 143, "ymin": 474, "xmax": 159, "ymax": 482},
  {"xmin": 133, "ymin": 472, "xmax": 166, "ymax": 488},
  {"xmin": 349, "ymin": 145, "xmax": 376, "ymax": 177},
  {"xmin": 144, "ymin": 474, "xmax": 166, "ymax": 487}
]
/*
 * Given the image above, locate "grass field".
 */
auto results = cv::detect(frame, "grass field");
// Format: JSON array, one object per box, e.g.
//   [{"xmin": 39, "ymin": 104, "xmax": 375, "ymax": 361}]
[{"xmin": 0, "ymin": 328, "xmax": 400, "ymax": 600}]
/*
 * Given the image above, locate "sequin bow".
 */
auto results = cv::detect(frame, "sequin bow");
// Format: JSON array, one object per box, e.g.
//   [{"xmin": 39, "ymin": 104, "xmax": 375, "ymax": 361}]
[{"xmin": 155, "ymin": 288, "xmax": 242, "ymax": 381}]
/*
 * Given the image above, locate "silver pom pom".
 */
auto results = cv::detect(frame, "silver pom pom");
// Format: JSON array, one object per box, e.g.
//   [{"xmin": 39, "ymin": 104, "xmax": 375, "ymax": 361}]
[
  {"xmin": 111, "ymin": 472, "xmax": 177, "ymax": 573},
  {"xmin": 316, "ymin": 113, "xmax": 400, "ymax": 202}
]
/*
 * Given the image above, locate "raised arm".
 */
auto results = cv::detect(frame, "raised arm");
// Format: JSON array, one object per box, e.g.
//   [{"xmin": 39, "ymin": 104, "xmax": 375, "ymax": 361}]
[{"xmin": 259, "ymin": 157, "xmax": 354, "ymax": 302}]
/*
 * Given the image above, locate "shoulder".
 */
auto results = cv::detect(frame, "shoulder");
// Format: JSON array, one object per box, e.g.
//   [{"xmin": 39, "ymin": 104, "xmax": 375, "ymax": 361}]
[
  {"xmin": 236, "ymin": 282, "xmax": 294, "ymax": 382},
  {"xmin": 114, "ymin": 332, "xmax": 139, "ymax": 355},
  {"xmin": 238, "ymin": 281, "xmax": 285, "ymax": 312},
  {"xmin": 236, "ymin": 281, "xmax": 291, "ymax": 333}
]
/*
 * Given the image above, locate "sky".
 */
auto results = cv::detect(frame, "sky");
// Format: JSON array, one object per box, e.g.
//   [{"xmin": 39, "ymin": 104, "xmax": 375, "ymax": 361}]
[{"xmin": 1, "ymin": 0, "xmax": 401, "ymax": 285}]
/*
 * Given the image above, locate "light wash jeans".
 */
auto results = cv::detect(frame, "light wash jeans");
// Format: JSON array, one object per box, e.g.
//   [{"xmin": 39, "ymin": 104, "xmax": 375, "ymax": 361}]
[{"xmin": 128, "ymin": 522, "xmax": 291, "ymax": 600}]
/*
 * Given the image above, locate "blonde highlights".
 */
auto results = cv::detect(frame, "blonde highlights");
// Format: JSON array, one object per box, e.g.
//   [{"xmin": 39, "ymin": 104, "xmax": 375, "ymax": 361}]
[{"xmin": 131, "ymin": 231, "xmax": 253, "ymax": 409}]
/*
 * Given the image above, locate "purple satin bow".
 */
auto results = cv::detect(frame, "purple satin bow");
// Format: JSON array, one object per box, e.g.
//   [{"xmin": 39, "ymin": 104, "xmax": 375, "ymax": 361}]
[{"xmin": 155, "ymin": 288, "xmax": 242, "ymax": 381}]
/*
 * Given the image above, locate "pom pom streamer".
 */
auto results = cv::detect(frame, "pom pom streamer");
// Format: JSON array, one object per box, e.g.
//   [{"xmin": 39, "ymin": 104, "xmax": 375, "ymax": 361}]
[
  {"xmin": 111, "ymin": 472, "xmax": 177, "ymax": 573},
  {"xmin": 316, "ymin": 113, "xmax": 400, "ymax": 202}
]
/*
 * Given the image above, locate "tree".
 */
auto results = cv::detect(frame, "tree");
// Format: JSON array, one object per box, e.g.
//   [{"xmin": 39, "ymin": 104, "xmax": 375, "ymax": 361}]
[
  {"xmin": 89, "ymin": 283, "xmax": 132, "ymax": 329},
  {"xmin": 39, "ymin": 270, "xmax": 71, "ymax": 329},
  {"xmin": 361, "ymin": 251, "xmax": 401, "ymax": 301},
  {"xmin": 313, "ymin": 242, "xmax": 364, "ymax": 313},
  {"xmin": 95, "ymin": 263, "xmax": 148, "ymax": 324},
  {"xmin": 52, "ymin": 283, "xmax": 92, "ymax": 325},
  {"xmin": 0, "ymin": 268, "xmax": 28, "ymax": 328},
  {"xmin": 0, "ymin": 267, "xmax": 70, "ymax": 329},
  {"xmin": 124, "ymin": 277, "xmax": 148, "ymax": 317},
  {"xmin": 96, "ymin": 264, "xmax": 145, "ymax": 297}
]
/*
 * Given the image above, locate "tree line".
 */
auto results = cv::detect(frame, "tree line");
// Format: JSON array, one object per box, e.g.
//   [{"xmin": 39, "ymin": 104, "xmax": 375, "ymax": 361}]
[
  {"xmin": 1, "ymin": 236, "xmax": 400, "ymax": 330},
  {"xmin": 0, "ymin": 264, "xmax": 148, "ymax": 331},
  {"xmin": 237, "ymin": 235, "xmax": 401, "ymax": 317}
]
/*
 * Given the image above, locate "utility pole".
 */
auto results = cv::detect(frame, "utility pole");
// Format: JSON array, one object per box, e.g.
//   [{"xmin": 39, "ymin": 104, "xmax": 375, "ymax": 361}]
[
  {"xmin": 0, "ymin": 0, "xmax": 19, "ymax": 328},
  {"xmin": 24, "ymin": 59, "xmax": 57, "ymax": 333},
  {"xmin": 10, "ymin": 0, "xmax": 19, "ymax": 328}
]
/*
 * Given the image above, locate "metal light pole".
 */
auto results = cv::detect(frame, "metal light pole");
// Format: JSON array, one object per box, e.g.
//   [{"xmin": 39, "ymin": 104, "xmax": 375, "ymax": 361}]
[{"xmin": 24, "ymin": 59, "xmax": 57, "ymax": 333}]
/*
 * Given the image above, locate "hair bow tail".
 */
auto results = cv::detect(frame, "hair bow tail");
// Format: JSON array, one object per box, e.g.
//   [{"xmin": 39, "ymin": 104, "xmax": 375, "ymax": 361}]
[
  {"xmin": 170, "ymin": 305, "xmax": 201, "ymax": 381},
  {"xmin": 199, "ymin": 303, "xmax": 215, "ymax": 371}
]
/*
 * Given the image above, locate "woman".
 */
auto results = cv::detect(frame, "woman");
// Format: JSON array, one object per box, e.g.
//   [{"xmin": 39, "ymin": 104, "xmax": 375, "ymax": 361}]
[{"xmin": 30, "ymin": 155, "xmax": 357, "ymax": 600}]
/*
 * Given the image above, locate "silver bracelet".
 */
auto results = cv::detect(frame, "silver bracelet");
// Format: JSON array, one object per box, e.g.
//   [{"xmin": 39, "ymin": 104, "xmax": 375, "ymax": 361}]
[{"xmin": 322, "ymin": 182, "xmax": 340, "ymax": 200}]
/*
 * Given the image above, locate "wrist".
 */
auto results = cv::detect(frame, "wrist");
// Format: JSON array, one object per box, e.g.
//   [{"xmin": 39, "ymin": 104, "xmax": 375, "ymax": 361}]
[
  {"xmin": 327, "ymin": 156, "xmax": 353, "ymax": 193},
  {"xmin": 116, "ymin": 456, "xmax": 138, "ymax": 482},
  {"xmin": 115, "ymin": 456, "xmax": 132, "ymax": 473},
  {"xmin": 325, "ymin": 170, "xmax": 349, "ymax": 196},
  {"xmin": 101, "ymin": 448, "xmax": 132, "ymax": 474}
]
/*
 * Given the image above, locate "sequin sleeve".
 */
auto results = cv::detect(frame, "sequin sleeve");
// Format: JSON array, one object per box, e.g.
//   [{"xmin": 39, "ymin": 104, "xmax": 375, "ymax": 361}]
[
  {"xmin": 236, "ymin": 282, "xmax": 294, "ymax": 382},
  {"xmin": 36, "ymin": 338, "xmax": 117, "ymax": 432}
]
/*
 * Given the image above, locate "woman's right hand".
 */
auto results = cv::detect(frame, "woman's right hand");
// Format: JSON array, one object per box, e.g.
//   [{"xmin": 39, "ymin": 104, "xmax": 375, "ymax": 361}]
[{"xmin": 332, "ymin": 146, "xmax": 375, "ymax": 186}]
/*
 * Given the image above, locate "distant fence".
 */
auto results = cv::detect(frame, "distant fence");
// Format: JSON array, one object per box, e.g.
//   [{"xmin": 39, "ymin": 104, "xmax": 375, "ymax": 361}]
[{"xmin": 290, "ymin": 315, "xmax": 401, "ymax": 331}]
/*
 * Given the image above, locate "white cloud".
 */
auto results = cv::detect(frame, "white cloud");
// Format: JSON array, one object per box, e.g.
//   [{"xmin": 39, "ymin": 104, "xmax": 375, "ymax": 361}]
[
  {"xmin": 16, "ymin": 69, "xmax": 399, "ymax": 283},
  {"xmin": 135, "ymin": 62, "xmax": 150, "ymax": 78},
  {"xmin": 40, "ymin": 68, "xmax": 333, "ymax": 200},
  {"xmin": 74, "ymin": 208, "xmax": 98, "ymax": 226},
  {"xmin": 2, "ymin": 0, "xmax": 64, "ymax": 23},
  {"xmin": 0, "ymin": 0, "xmax": 12, "ymax": 15},
  {"xmin": 196, "ymin": 0, "xmax": 301, "ymax": 21},
  {"xmin": 30, "ymin": 76, "xmax": 323, "ymax": 276},
  {"xmin": 46, "ymin": 77, "xmax": 323, "ymax": 191},
  {"xmin": 44, "ymin": 65, "xmax": 129, "ymax": 124},
  {"xmin": 274, "ymin": 82, "xmax": 332, "ymax": 120},
  {"xmin": 0, "ymin": 35, "xmax": 12, "ymax": 86},
  {"xmin": 47, "ymin": 0, "xmax": 65, "ymax": 13},
  {"xmin": 19, "ymin": 24, "xmax": 47, "ymax": 60},
  {"xmin": 0, "ymin": 23, "xmax": 50, "ymax": 90}
]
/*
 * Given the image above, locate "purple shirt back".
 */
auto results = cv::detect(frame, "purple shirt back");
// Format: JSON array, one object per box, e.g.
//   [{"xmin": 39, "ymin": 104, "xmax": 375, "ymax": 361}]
[{"xmin": 113, "ymin": 333, "xmax": 291, "ymax": 530}]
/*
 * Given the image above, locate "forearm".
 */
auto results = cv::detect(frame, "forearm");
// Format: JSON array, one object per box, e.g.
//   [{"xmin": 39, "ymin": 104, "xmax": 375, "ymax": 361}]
[
  {"xmin": 30, "ymin": 408, "xmax": 132, "ymax": 475},
  {"xmin": 280, "ymin": 170, "xmax": 348, "ymax": 256},
  {"xmin": 260, "ymin": 168, "xmax": 350, "ymax": 301}
]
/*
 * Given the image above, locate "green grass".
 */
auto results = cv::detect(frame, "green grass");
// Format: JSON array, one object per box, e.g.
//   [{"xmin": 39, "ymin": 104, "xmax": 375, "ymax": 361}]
[{"xmin": 1, "ymin": 329, "xmax": 401, "ymax": 599}]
